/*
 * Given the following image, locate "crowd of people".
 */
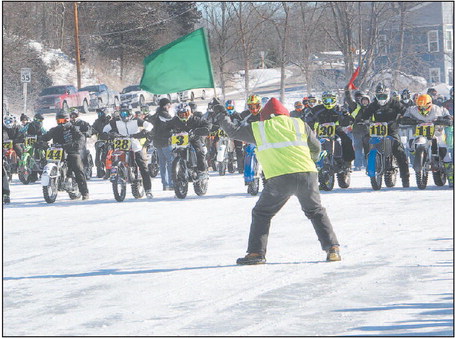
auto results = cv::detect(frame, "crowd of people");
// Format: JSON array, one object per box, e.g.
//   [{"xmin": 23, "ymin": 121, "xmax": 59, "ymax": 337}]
[{"xmin": 3, "ymin": 84, "xmax": 454, "ymax": 205}]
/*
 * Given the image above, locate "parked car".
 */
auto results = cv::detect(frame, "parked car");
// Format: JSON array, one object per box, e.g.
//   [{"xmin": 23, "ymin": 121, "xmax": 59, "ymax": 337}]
[
  {"xmin": 79, "ymin": 84, "xmax": 120, "ymax": 111},
  {"xmin": 120, "ymin": 85, "xmax": 155, "ymax": 107},
  {"xmin": 34, "ymin": 85, "xmax": 90, "ymax": 114},
  {"xmin": 121, "ymin": 84, "xmax": 183, "ymax": 106},
  {"xmin": 180, "ymin": 88, "xmax": 217, "ymax": 102}
]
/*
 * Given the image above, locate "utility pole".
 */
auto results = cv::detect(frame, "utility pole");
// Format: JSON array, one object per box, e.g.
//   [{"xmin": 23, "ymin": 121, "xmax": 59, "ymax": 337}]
[{"xmin": 73, "ymin": 2, "xmax": 81, "ymax": 89}]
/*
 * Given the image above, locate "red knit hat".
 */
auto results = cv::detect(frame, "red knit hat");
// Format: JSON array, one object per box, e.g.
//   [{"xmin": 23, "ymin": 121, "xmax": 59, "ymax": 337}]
[{"xmin": 259, "ymin": 97, "xmax": 290, "ymax": 121}]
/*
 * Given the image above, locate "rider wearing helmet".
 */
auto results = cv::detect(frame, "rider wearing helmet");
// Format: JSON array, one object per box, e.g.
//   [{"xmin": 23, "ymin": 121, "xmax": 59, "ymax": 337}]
[
  {"xmin": 402, "ymin": 94, "xmax": 454, "ymax": 187},
  {"xmin": 400, "ymin": 89, "xmax": 414, "ymax": 108},
  {"xmin": 290, "ymin": 101, "xmax": 305, "ymax": 120},
  {"xmin": 102, "ymin": 103, "xmax": 154, "ymax": 198},
  {"xmin": 225, "ymin": 99, "xmax": 245, "ymax": 173},
  {"xmin": 344, "ymin": 86, "xmax": 371, "ymax": 171},
  {"xmin": 164, "ymin": 102, "xmax": 210, "ymax": 179},
  {"xmin": 20, "ymin": 114, "xmax": 29, "ymax": 126},
  {"xmin": 39, "ymin": 110, "xmax": 90, "ymax": 199},
  {"xmin": 20, "ymin": 112, "xmax": 46, "ymax": 138},
  {"xmin": 240, "ymin": 95, "xmax": 262, "ymax": 125},
  {"xmin": 362, "ymin": 82, "xmax": 410, "ymax": 187},
  {"xmin": 307, "ymin": 91, "xmax": 355, "ymax": 167},
  {"xmin": 92, "ymin": 108, "xmax": 112, "ymax": 177},
  {"xmin": 427, "ymin": 88, "xmax": 438, "ymax": 102},
  {"xmin": 3, "ymin": 113, "xmax": 23, "ymax": 158},
  {"xmin": 69, "ymin": 108, "xmax": 93, "ymax": 173}
]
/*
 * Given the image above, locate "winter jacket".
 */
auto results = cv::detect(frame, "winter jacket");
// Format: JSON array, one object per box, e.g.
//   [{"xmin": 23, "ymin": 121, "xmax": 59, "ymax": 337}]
[
  {"xmin": 71, "ymin": 119, "xmax": 93, "ymax": 138},
  {"xmin": 307, "ymin": 104, "xmax": 351, "ymax": 129},
  {"xmin": 3, "ymin": 124, "xmax": 22, "ymax": 143},
  {"xmin": 400, "ymin": 99, "xmax": 414, "ymax": 109},
  {"xmin": 361, "ymin": 99, "xmax": 406, "ymax": 136},
  {"xmin": 147, "ymin": 106, "xmax": 173, "ymax": 148},
  {"xmin": 216, "ymin": 98, "xmax": 320, "ymax": 179},
  {"xmin": 40, "ymin": 122, "xmax": 85, "ymax": 155},
  {"xmin": 239, "ymin": 110, "xmax": 260, "ymax": 126},
  {"xmin": 103, "ymin": 118, "xmax": 153, "ymax": 153},
  {"xmin": 92, "ymin": 116, "xmax": 111, "ymax": 137},
  {"xmin": 443, "ymin": 99, "xmax": 453, "ymax": 116},
  {"xmin": 164, "ymin": 115, "xmax": 210, "ymax": 137}
]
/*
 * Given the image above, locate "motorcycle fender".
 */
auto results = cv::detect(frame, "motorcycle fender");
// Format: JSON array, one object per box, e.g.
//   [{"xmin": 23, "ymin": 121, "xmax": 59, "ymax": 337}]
[
  {"xmin": 216, "ymin": 144, "xmax": 226, "ymax": 162},
  {"xmin": 369, "ymin": 137, "xmax": 382, "ymax": 145},
  {"xmin": 41, "ymin": 163, "xmax": 57, "ymax": 186},
  {"xmin": 367, "ymin": 149, "xmax": 378, "ymax": 178}
]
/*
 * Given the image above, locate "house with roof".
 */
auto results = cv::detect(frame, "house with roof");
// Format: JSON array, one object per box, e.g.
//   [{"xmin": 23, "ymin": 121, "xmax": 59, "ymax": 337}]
[{"xmin": 374, "ymin": 2, "xmax": 453, "ymax": 86}]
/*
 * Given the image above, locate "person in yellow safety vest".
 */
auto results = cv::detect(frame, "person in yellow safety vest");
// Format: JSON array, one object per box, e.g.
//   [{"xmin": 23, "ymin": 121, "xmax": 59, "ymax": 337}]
[{"xmin": 211, "ymin": 97, "xmax": 341, "ymax": 265}]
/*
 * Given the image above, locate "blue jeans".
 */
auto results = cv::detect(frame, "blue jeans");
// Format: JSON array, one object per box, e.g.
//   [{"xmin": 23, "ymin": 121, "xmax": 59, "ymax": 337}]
[
  {"xmin": 353, "ymin": 132, "xmax": 366, "ymax": 168},
  {"xmin": 157, "ymin": 146, "xmax": 174, "ymax": 188}
]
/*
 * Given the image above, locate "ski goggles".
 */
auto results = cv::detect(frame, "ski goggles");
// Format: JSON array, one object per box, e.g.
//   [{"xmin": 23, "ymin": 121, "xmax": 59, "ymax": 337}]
[
  {"xmin": 56, "ymin": 118, "xmax": 68, "ymax": 124},
  {"xmin": 120, "ymin": 110, "xmax": 131, "ymax": 118},
  {"xmin": 417, "ymin": 104, "xmax": 431, "ymax": 114},
  {"xmin": 294, "ymin": 105, "xmax": 303, "ymax": 110},
  {"xmin": 248, "ymin": 103, "xmax": 261, "ymax": 114},
  {"xmin": 308, "ymin": 98, "xmax": 317, "ymax": 104},
  {"xmin": 226, "ymin": 106, "xmax": 234, "ymax": 110},
  {"xmin": 376, "ymin": 94, "xmax": 388, "ymax": 101},
  {"xmin": 322, "ymin": 97, "xmax": 336, "ymax": 105}
]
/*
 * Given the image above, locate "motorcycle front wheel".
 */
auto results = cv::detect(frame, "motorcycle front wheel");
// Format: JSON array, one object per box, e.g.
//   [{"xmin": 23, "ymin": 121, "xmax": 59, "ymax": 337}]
[
  {"xmin": 414, "ymin": 148, "xmax": 428, "ymax": 190},
  {"xmin": 172, "ymin": 157, "xmax": 189, "ymax": 199},
  {"xmin": 112, "ymin": 165, "xmax": 127, "ymax": 202},
  {"xmin": 369, "ymin": 152, "xmax": 383, "ymax": 191},
  {"xmin": 43, "ymin": 177, "xmax": 58, "ymax": 203},
  {"xmin": 149, "ymin": 151, "xmax": 159, "ymax": 178}
]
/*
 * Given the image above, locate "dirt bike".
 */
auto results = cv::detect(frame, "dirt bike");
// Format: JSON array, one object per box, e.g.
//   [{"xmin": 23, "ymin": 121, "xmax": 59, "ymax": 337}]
[
  {"xmin": 109, "ymin": 136, "xmax": 145, "ymax": 202},
  {"xmin": 41, "ymin": 144, "xmax": 81, "ymax": 203},
  {"xmin": 243, "ymin": 143, "xmax": 262, "ymax": 195},
  {"xmin": 146, "ymin": 140, "xmax": 159, "ymax": 178},
  {"xmin": 403, "ymin": 118, "xmax": 451, "ymax": 189},
  {"xmin": 366, "ymin": 122, "xmax": 399, "ymax": 190},
  {"xmin": 315, "ymin": 122, "xmax": 351, "ymax": 191},
  {"xmin": 2, "ymin": 140, "xmax": 18, "ymax": 182},
  {"xmin": 17, "ymin": 136, "xmax": 45, "ymax": 184},
  {"xmin": 171, "ymin": 131, "xmax": 208, "ymax": 199},
  {"xmin": 216, "ymin": 129, "xmax": 236, "ymax": 176}
]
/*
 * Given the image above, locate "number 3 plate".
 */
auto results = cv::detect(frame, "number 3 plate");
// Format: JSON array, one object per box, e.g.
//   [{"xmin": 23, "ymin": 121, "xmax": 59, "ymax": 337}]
[{"xmin": 171, "ymin": 132, "xmax": 189, "ymax": 148}]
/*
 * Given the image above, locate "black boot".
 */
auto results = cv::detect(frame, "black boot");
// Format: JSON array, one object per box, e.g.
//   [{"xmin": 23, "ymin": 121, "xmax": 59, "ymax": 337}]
[
  {"xmin": 402, "ymin": 176, "xmax": 410, "ymax": 188},
  {"xmin": 236, "ymin": 253, "xmax": 266, "ymax": 265}
]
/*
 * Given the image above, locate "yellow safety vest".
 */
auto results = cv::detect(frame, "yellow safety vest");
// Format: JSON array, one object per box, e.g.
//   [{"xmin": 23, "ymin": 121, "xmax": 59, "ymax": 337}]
[{"xmin": 251, "ymin": 115, "xmax": 317, "ymax": 179}]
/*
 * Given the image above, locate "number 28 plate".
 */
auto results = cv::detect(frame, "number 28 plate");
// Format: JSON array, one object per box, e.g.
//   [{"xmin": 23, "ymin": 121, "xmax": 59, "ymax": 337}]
[{"xmin": 113, "ymin": 138, "xmax": 132, "ymax": 150}]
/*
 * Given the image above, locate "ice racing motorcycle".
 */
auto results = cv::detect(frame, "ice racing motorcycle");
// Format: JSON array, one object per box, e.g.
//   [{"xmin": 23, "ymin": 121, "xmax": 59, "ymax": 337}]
[
  {"xmin": 216, "ymin": 129, "xmax": 236, "ymax": 176},
  {"xmin": 146, "ymin": 140, "xmax": 159, "ymax": 178},
  {"xmin": 366, "ymin": 122, "xmax": 398, "ymax": 190},
  {"xmin": 243, "ymin": 143, "xmax": 262, "ymax": 195},
  {"xmin": 171, "ymin": 131, "xmax": 208, "ymax": 199},
  {"xmin": 17, "ymin": 136, "xmax": 45, "ymax": 184},
  {"xmin": 41, "ymin": 144, "xmax": 81, "ymax": 203},
  {"xmin": 401, "ymin": 117, "xmax": 452, "ymax": 189},
  {"xmin": 315, "ymin": 122, "xmax": 351, "ymax": 191},
  {"xmin": 109, "ymin": 137, "xmax": 145, "ymax": 202}
]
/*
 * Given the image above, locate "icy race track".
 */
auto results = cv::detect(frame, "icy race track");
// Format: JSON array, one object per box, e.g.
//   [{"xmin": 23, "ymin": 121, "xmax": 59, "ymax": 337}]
[{"xmin": 3, "ymin": 167, "xmax": 453, "ymax": 336}]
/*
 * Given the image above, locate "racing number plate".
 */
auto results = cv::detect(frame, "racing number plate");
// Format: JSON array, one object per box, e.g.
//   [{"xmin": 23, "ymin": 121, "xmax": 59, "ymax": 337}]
[
  {"xmin": 113, "ymin": 138, "xmax": 132, "ymax": 151},
  {"xmin": 25, "ymin": 136, "xmax": 37, "ymax": 146},
  {"xmin": 45, "ymin": 148, "xmax": 64, "ymax": 161},
  {"xmin": 2, "ymin": 140, "xmax": 13, "ymax": 150},
  {"xmin": 317, "ymin": 122, "xmax": 336, "ymax": 137},
  {"xmin": 171, "ymin": 132, "xmax": 189, "ymax": 148},
  {"xmin": 415, "ymin": 123, "xmax": 435, "ymax": 138},
  {"xmin": 369, "ymin": 122, "xmax": 388, "ymax": 137}
]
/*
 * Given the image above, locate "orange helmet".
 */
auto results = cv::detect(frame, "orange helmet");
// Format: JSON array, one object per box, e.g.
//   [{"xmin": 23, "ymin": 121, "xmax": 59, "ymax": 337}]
[
  {"xmin": 247, "ymin": 95, "xmax": 261, "ymax": 115},
  {"xmin": 415, "ymin": 94, "xmax": 432, "ymax": 115}
]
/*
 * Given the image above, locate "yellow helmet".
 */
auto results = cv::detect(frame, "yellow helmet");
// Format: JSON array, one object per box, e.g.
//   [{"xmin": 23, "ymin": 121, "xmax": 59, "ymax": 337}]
[
  {"xmin": 247, "ymin": 95, "xmax": 262, "ymax": 115},
  {"xmin": 415, "ymin": 94, "xmax": 432, "ymax": 115}
]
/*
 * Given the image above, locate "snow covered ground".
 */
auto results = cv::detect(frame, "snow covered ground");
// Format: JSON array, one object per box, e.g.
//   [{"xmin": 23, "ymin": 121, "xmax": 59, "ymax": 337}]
[{"xmin": 3, "ymin": 164, "xmax": 453, "ymax": 336}]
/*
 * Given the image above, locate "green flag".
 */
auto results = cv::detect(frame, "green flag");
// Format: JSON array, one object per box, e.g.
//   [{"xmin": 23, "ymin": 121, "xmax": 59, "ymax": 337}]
[{"xmin": 140, "ymin": 28, "xmax": 215, "ymax": 95}]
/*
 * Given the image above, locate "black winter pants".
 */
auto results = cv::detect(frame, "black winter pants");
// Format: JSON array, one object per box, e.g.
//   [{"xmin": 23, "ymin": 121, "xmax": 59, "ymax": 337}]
[
  {"xmin": 191, "ymin": 138, "xmax": 207, "ymax": 172},
  {"xmin": 336, "ymin": 127, "xmax": 355, "ymax": 162},
  {"xmin": 66, "ymin": 154, "xmax": 89, "ymax": 195},
  {"xmin": 234, "ymin": 140, "xmax": 244, "ymax": 172},
  {"xmin": 3, "ymin": 165, "xmax": 10, "ymax": 196},
  {"xmin": 247, "ymin": 172, "xmax": 339, "ymax": 255},
  {"xmin": 134, "ymin": 149, "xmax": 152, "ymax": 191}
]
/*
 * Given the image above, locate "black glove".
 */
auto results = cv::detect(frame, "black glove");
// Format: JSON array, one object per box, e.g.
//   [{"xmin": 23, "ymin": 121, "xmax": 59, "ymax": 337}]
[
  {"xmin": 211, "ymin": 98, "xmax": 221, "ymax": 106},
  {"xmin": 108, "ymin": 132, "xmax": 122, "ymax": 140},
  {"xmin": 35, "ymin": 140, "xmax": 48, "ymax": 150},
  {"xmin": 399, "ymin": 116, "xmax": 419, "ymax": 126},
  {"xmin": 132, "ymin": 130, "xmax": 147, "ymax": 139},
  {"xmin": 435, "ymin": 116, "xmax": 453, "ymax": 126},
  {"xmin": 193, "ymin": 127, "xmax": 210, "ymax": 137}
]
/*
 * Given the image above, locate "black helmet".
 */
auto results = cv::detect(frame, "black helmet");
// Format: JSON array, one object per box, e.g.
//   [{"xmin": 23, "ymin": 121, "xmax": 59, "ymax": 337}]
[
  {"xmin": 34, "ymin": 113, "xmax": 44, "ymax": 122},
  {"xmin": 20, "ymin": 113, "xmax": 29, "ymax": 122},
  {"xmin": 427, "ymin": 88, "xmax": 437, "ymax": 97},
  {"xmin": 56, "ymin": 110, "xmax": 70, "ymax": 123},
  {"xmin": 375, "ymin": 83, "xmax": 390, "ymax": 106},
  {"xmin": 354, "ymin": 90, "xmax": 366, "ymax": 104},
  {"xmin": 96, "ymin": 108, "xmax": 106, "ymax": 118},
  {"xmin": 401, "ymin": 89, "xmax": 411, "ymax": 101},
  {"xmin": 158, "ymin": 97, "xmax": 171, "ymax": 107}
]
